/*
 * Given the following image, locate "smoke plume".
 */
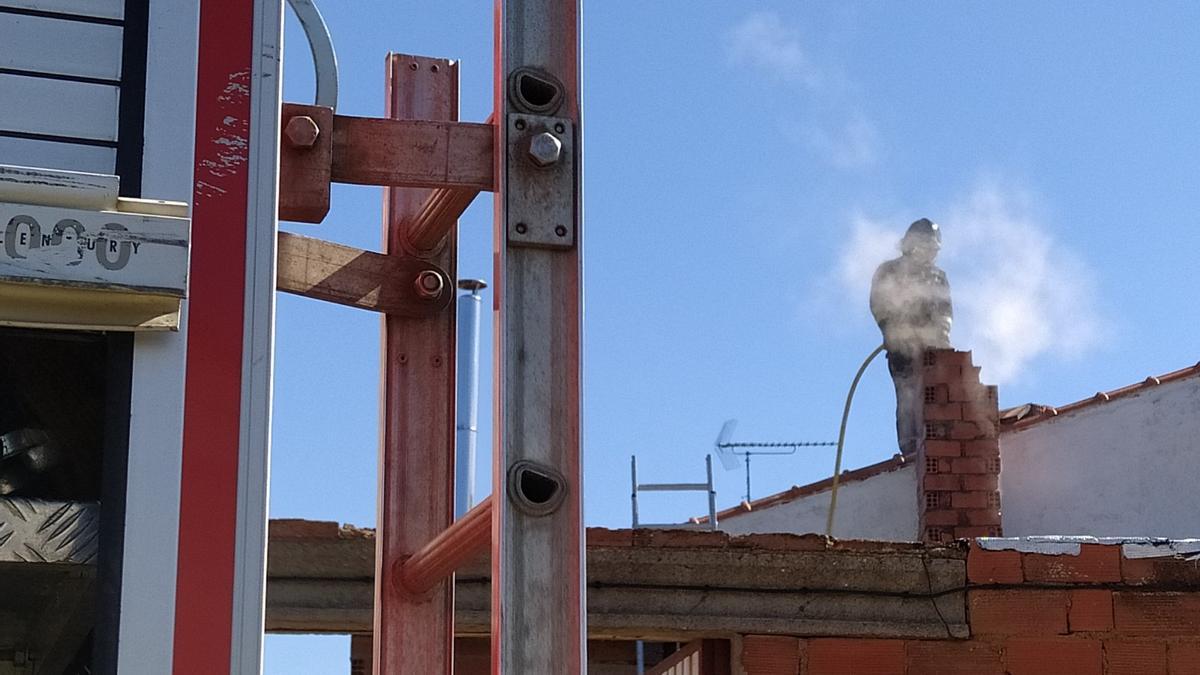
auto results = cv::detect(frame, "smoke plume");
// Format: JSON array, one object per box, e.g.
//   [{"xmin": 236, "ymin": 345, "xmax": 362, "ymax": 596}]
[{"xmin": 837, "ymin": 182, "xmax": 1104, "ymax": 384}]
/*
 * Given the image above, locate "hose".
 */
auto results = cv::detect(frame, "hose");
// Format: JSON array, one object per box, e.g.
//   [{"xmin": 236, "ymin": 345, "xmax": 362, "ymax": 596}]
[{"xmin": 825, "ymin": 343, "xmax": 885, "ymax": 537}]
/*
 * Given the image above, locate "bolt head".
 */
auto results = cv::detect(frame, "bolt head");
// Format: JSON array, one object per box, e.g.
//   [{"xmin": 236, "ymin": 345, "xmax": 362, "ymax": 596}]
[
  {"xmin": 527, "ymin": 132, "xmax": 563, "ymax": 167},
  {"xmin": 285, "ymin": 116, "xmax": 320, "ymax": 148},
  {"xmin": 414, "ymin": 271, "xmax": 444, "ymax": 300}
]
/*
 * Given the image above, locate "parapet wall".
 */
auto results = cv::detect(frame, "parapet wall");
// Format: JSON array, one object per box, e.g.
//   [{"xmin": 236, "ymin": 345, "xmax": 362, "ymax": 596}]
[{"xmin": 739, "ymin": 537, "xmax": 1200, "ymax": 675}]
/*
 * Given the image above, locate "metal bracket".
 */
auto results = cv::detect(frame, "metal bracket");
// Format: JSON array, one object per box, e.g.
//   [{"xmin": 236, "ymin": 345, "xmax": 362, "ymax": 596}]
[{"xmin": 506, "ymin": 114, "xmax": 575, "ymax": 249}]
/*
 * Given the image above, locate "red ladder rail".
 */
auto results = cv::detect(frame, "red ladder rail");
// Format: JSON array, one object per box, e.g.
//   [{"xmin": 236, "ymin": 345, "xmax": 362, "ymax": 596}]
[{"xmin": 374, "ymin": 53, "xmax": 460, "ymax": 675}]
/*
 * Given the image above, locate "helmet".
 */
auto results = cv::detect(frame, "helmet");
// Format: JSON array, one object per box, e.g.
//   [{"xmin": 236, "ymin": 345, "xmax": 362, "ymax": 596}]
[{"xmin": 901, "ymin": 218, "xmax": 941, "ymax": 254}]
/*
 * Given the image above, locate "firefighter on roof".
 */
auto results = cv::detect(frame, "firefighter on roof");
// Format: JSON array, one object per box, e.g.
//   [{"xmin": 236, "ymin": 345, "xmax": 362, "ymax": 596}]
[{"xmin": 870, "ymin": 218, "xmax": 953, "ymax": 455}]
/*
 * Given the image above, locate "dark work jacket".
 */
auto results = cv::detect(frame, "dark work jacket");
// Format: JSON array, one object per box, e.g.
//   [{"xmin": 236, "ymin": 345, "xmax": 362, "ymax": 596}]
[{"xmin": 869, "ymin": 256, "xmax": 953, "ymax": 355}]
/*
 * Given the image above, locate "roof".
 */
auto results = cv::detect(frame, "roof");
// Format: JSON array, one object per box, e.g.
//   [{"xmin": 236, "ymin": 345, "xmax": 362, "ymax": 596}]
[
  {"xmin": 699, "ymin": 360, "xmax": 1200, "ymax": 525},
  {"xmin": 695, "ymin": 452, "xmax": 913, "ymax": 524},
  {"xmin": 999, "ymin": 360, "xmax": 1200, "ymax": 431}
]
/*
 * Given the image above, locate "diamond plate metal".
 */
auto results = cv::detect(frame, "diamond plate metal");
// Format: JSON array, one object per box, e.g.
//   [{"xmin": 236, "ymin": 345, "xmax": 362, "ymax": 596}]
[{"xmin": 0, "ymin": 498, "xmax": 98, "ymax": 564}]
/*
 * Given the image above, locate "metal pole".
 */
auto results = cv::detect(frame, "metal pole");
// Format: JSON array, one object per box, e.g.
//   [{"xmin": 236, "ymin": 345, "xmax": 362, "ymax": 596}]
[
  {"xmin": 456, "ymin": 279, "xmax": 486, "ymax": 518},
  {"xmin": 706, "ymin": 454, "xmax": 717, "ymax": 529},
  {"xmin": 630, "ymin": 455, "xmax": 639, "ymax": 528},
  {"xmin": 744, "ymin": 453, "xmax": 752, "ymax": 503}
]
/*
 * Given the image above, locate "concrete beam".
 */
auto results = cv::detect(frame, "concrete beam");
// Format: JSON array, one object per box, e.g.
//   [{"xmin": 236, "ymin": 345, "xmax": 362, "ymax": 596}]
[{"xmin": 265, "ymin": 522, "xmax": 968, "ymax": 640}]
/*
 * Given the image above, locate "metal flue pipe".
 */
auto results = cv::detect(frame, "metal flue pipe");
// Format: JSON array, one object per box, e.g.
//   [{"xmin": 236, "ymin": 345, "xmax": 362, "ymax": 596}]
[{"xmin": 455, "ymin": 279, "xmax": 487, "ymax": 518}]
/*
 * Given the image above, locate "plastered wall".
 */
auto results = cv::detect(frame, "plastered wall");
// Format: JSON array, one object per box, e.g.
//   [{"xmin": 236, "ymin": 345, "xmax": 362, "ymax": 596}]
[
  {"xmin": 717, "ymin": 463, "xmax": 919, "ymax": 541},
  {"xmin": 1000, "ymin": 374, "xmax": 1200, "ymax": 538}
]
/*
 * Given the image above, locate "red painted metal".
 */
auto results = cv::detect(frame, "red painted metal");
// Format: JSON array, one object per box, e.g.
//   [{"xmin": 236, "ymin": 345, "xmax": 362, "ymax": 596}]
[
  {"xmin": 373, "ymin": 53, "xmax": 459, "ymax": 675},
  {"xmin": 171, "ymin": 0, "xmax": 252, "ymax": 669},
  {"xmin": 398, "ymin": 496, "xmax": 493, "ymax": 595}
]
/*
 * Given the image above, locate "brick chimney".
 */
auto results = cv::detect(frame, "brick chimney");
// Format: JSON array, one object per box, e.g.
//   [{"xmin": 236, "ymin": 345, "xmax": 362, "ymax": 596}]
[{"xmin": 918, "ymin": 349, "xmax": 1002, "ymax": 543}]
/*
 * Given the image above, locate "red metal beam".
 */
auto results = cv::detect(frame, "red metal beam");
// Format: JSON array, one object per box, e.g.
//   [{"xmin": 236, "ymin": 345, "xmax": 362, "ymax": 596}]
[
  {"xmin": 275, "ymin": 231, "xmax": 452, "ymax": 316},
  {"xmin": 332, "ymin": 115, "xmax": 493, "ymax": 191},
  {"xmin": 397, "ymin": 497, "xmax": 492, "ymax": 595},
  {"xmin": 492, "ymin": 0, "xmax": 585, "ymax": 672},
  {"xmin": 277, "ymin": 107, "xmax": 493, "ymax": 225},
  {"xmin": 374, "ymin": 53, "xmax": 459, "ymax": 675}
]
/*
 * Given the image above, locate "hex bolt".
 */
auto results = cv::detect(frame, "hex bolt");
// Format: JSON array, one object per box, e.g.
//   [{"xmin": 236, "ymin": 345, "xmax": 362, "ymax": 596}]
[
  {"xmin": 285, "ymin": 116, "xmax": 320, "ymax": 148},
  {"xmin": 527, "ymin": 131, "xmax": 563, "ymax": 167},
  {"xmin": 414, "ymin": 270, "xmax": 444, "ymax": 301}
]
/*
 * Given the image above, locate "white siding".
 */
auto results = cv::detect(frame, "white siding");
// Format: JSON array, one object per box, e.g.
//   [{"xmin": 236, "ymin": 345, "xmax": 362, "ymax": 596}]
[
  {"xmin": 1001, "ymin": 374, "xmax": 1200, "ymax": 538},
  {"xmin": 0, "ymin": 74, "xmax": 120, "ymax": 141},
  {"xmin": 0, "ymin": 137, "xmax": 115, "ymax": 173},
  {"xmin": 719, "ymin": 462, "xmax": 920, "ymax": 541},
  {"xmin": 0, "ymin": 13, "xmax": 123, "ymax": 80},
  {"xmin": 0, "ymin": 0, "xmax": 123, "ymax": 20}
]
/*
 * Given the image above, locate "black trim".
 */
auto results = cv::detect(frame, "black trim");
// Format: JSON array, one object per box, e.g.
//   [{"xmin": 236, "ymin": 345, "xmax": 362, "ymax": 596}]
[
  {"xmin": 0, "ymin": 129, "xmax": 119, "ymax": 148},
  {"xmin": 94, "ymin": 332, "xmax": 133, "ymax": 675},
  {"xmin": 0, "ymin": 6, "xmax": 123, "ymax": 26},
  {"xmin": 114, "ymin": 0, "xmax": 147, "ymax": 197},
  {"xmin": 0, "ymin": 66, "xmax": 121, "ymax": 87}
]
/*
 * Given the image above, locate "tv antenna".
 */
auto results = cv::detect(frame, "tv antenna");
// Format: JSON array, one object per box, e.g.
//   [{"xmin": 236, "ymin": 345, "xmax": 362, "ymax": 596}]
[{"xmin": 714, "ymin": 419, "xmax": 837, "ymax": 502}]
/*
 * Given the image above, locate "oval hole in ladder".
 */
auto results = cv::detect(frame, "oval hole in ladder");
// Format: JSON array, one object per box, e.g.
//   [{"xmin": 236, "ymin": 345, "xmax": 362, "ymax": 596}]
[
  {"xmin": 509, "ymin": 68, "xmax": 564, "ymax": 115},
  {"xmin": 507, "ymin": 460, "xmax": 567, "ymax": 516},
  {"xmin": 519, "ymin": 467, "xmax": 559, "ymax": 505}
]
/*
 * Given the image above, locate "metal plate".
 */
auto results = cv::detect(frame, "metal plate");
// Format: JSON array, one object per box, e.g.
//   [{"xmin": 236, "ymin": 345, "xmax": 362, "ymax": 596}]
[
  {"xmin": 0, "ymin": 498, "xmax": 98, "ymax": 563},
  {"xmin": 506, "ymin": 113, "xmax": 575, "ymax": 249}
]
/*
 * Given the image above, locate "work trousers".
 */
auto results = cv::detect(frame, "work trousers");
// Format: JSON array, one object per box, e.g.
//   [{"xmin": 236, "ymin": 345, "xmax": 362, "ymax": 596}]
[{"xmin": 887, "ymin": 349, "xmax": 923, "ymax": 456}]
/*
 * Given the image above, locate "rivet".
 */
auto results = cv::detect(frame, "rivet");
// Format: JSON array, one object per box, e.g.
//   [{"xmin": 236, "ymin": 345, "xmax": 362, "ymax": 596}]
[{"xmin": 515, "ymin": 222, "xmax": 528, "ymax": 234}]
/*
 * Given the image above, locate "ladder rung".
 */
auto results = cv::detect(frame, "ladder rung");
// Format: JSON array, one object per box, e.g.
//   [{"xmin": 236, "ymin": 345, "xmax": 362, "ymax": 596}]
[{"xmin": 637, "ymin": 483, "xmax": 709, "ymax": 492}]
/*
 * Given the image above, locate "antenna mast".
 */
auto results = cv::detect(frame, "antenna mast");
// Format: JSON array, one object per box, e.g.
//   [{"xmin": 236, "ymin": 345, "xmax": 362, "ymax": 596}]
[{"xmin": 714, "ymin": 420, "xmax": 836, "ymax": 502}]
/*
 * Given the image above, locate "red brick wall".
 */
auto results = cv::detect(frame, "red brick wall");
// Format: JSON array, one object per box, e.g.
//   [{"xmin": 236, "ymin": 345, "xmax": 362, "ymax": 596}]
[
  {"xmin": 918, "ymin": 349, "xmax": 1002, "ymax": 543},
  {"xmin": 741, "ymin": 541, "xmax": 1200, "ymax": 675}
]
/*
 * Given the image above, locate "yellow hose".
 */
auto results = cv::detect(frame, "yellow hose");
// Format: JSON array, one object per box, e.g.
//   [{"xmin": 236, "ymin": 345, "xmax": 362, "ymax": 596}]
[{"xmin": 825, "ymin": 343, "xmax": 885, "ymax": 537}]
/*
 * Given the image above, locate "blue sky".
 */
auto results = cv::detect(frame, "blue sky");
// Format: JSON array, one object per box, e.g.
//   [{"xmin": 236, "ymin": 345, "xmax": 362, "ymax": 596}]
[{"xmin": 265, "ymin": 2, "xmax": 1200, "ymax": 670}]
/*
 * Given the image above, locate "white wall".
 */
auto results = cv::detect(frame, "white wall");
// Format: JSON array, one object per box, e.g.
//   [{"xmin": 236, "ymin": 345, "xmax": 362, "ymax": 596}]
[
  {"xmin": 1001, "ymin": 374, "xmax": 1200, "ymax": 538},
  {"xmin": 718, "ymin": 463, "xmax": 919, "ymax": 541}
]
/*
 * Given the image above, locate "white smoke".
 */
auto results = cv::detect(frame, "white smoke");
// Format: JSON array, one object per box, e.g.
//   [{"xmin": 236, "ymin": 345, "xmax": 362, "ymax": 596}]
[
  {"xmin": 836, "ymin": 182, "xmax": 1104, "ymax": 384},
  {"xmin": 726, "ymin": 11, "xmax": 822, "ymax": 89},
  {"xmin": 726, "ymin": 11, "xmax": 878, "ymax": 169}
]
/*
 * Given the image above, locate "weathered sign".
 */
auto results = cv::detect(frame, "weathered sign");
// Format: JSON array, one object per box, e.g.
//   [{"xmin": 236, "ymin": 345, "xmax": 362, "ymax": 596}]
[{"xmin": 0, "ymin": 201, "xmax": 188, "ymax": 296}]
